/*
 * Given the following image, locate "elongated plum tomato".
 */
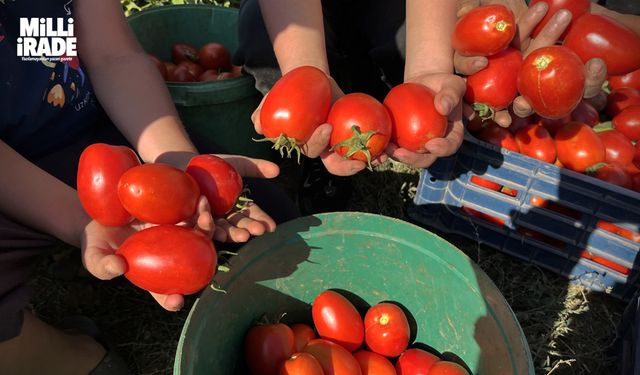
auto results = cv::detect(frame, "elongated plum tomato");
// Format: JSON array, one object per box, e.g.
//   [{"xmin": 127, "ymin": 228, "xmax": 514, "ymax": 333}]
[
  {"xmin": 514, "ymin": 124, "xmax": 557, "ymax": 163},
  {"xmin": 186, "ymin": 155, "xmax": 243, "ymax": 217},
  {"xmin": 259, "ymin": 66, "xmax": 331, "ymax": 160},
  {"xmin": 517, "ymin": 46, "xmax": 585, "ymax": 119},
  {"xmin": 290, "ymin": 323, "xmax": 317, "ymax": 352},
  {"xmin": 608, "ymin": 68, "xmax": 640, "ymax": 91},
  {"xmin": 115, "ymin": 225, "xmax": 216, "ymax": 295},
  {"xmin": 303, "ymin": 339, "xmax": 362, "ymax": 375},
  {"xmin": 312, "ymin": 290, "xmax": 364, "ymax": 352},
  {"xmin": 464, "ymin": 47, "xmax": 522, "ymax": 112},
  {"xmin": 587, "ymin": 163, "xmax": 633, "ymax": 189},
  {"xmin": 117, "ymin": 163, "xmax": 200, "ymax": 225},
  {"xmin": 364, "ymin": 303, "xmax": 410, "ymax": 358},
  {"xmin": 395, "ymin": 348, "xmax": 440, "ymax": 375},
  {"xmin": 329, "ymin": 93, "xmax": 391, "ymax": 165},
  {"xmin": 564, "ymin": 14, "xmax": 640, "ymax": 76},
  {"xmin": 383, "ymin": 82, "xmax": 447, "ymax": 153},
  {"xmin": 612, "ymin": 105, "xmax": 640, "ymax": 142},
  {"xmin": 529, "ymin": 0, "xmax": 590, "ymax": 40},
  {"xmin": 77, "ymin": 143, "xmax": 140, "ymax": 226},
  {"xmin": 353, "ymin": 350, "xmax": 396, "ymax": 375},
  {"xmin": 244, "ymin": 323, "xmax": 295, "ymax": 375},
  {"xmin": 452, "ymin": 4, "xmax": 516, "ymax": 56},
  {"xmin": 279, "ymin": 352, "xmax": 324, "ymax": 375},
  {"xmin": 594, "ymin": 128, "xmax": 635, "ymax": 166},
  {"xmin": 555, "ymin": 122, "xmax": 606, "ymax": 172}
]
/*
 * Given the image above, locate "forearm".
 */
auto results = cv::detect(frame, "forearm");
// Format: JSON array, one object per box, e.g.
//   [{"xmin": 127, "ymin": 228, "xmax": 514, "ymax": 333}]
[
  {"xmin": 258, "ymin": 0, "xmax": 329, "ymax": 75},
  {"xmin": 405, "ymin": 0, "xmax": 457, "ymax": 79},
  {"xmin": 0, "ymin": 141, "xmax": 90, "ymax": 247}
]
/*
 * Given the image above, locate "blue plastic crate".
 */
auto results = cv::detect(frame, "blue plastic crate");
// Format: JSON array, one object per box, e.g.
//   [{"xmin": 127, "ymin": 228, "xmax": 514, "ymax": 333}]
[{"xmin": 407, "ymin": 133, "xmax": 640, "ymax": 301}]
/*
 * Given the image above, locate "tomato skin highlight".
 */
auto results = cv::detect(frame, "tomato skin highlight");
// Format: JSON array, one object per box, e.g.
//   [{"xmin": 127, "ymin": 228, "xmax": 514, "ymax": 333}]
[
  {"xmin": 186, "ymin": 155, "xmax": 243, "ymax": 217},
  {"xmin": 303, "ymin": 339, "xmax": 363, "ymax": 375},
  {"xmin": 517, "ymin": 46, "xmax": 585, "ymax": 119},
  {"xmin": 464, "ymin": 48, "xmax": 522, "ymax": 111},
  {"xmin": 395, "ymin": 348, "xmax": 440, "ymax": 375},
  {"xmin": 279, "ymin": 352, "xmax": 324, "ymax": 375},
  {"xmin": 452, "ymin": 4, "xmax": 516, "ymax": 56},
  {"xmin": 608, "ymin": 69, "xmax": 640, "ymax": 91},
  {"xmin": 116, "ymin": 225, "xmax": 216, "ymax": 295},
  {"xmin": 555, "ymin": 122, "xmax": 606, "ymax": 173},
  {"xmin": 364, "ymin": 303, "xmax": 410, "ymax": 358},
  {"xmin": 245, "ymin": 323, "xmax": 295, "ymax": 375},
  {"xmin": 383, "ymin": 83, "xmax": 447, "ymax": 153},
  {"xmin": 312, "ymin": 290, "xmax": 364, "ymax": 352},
  {"xmin": 529, "ymin": 0, "xmax": 590, "ymax": 41},
  {"xmin": 353, "ymin": 350, "xmax": 396, "ymax": 375},
  {"xmin": 77, "ymin": 143, "xmax": 140, "ymax": 226}
]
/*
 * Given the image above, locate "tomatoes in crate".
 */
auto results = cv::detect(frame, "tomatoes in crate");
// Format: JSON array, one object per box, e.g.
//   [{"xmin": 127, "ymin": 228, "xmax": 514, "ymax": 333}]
[
  {"xmin": 464, "ymin": 48, "xmax": 522, "ymax": 112},
  {"xmin": 555, "ymin": 122, "xmax": 606, "ymax": 173}
]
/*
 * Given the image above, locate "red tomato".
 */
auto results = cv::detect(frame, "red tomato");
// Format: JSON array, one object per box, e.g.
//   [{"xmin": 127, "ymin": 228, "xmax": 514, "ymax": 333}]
[
  {"xmin": 77, "ymin": 144, "xmax": 140, "ymax": 226},
  {"xmin": 464, "ymin": 48, "xmax": 522, "ymax": 111},
  {"xmin": 517, "ymin": 46, "xmax": 585, "ymax": 119},
  {"xmin": 178, "ymin": 60, "xmax": 204, "ymax": 79},
  {"xmin": 634, "ymin": 143, "xmax": 640, "ymax": 169},
  {"xmin": 290, "ymin": 324, "xmax": 317, "ymax": 352},
  {"xmin": 607, "ymin": 88, "xmax": 640, "ymax": 118},
  {"xmin": 477, "ymin": 124, "xmax": 520, "ymax": 152},
  {"xmin": 312, "ymin": 290, "xmax": 364, "ymax": 352},
  {"xmin": 186, "ymin": 155, "xmax": 243, "ymax": 217},
  {"xmin": 536, "ymin": 115, "xmax": 572, "ymax": 137},
  {"xmin": 171, "ymin": 42, "xmax": 198, "ymax": 64},
  {"xmin": 364, "ymin": 303, "xmax": 410, "ymax": 358},
  {"xmin": 231, "ymin": 65, "xmax": 244, "ymax": 77},
  {"xmin": 508, "ymin": 109, "xmax": 536, "ymax": 135},
  {"xmin": 199, "ymin": 69, "xmax": 219, "ymax": 81},
  {"xmin": 164, "ymin": 62, "xmax": 177, "ymax": 80},
  {"xmin": 198, "ymin": 42, "xmax": 231, "ymax": 72},
  {"xmin": 383, "ymin": 83, "xmax": 447, "ymax": 152},
  {"xmin": 612, "ymin": 105, "xmax": 640, "ymax": 142},
  {"xmin": 303, "ymin": 339, "xmax": 362, "ymax": 375},
  {"xmin": 148, "ymin": 54, "xmax": 167, "ymax": 80},
  {"xmin": 353, "ymin": 350, "xmax": 396, "ymax": 375},
  {"xmin": 260, "ymin": 66, "xmax": 332, "ymax": 159},
  {"xmin": 564, "ymin": 14, "xmax": 640, "ymax": 76},
  {"xmin": 466, "ymin": 116, "xmax": 493, "ymax": 135},
  {"xmin": 608, "ymin": 68, "xmax": 640, "ymax": 91},
  {"xmin": 470, "ymin": 175, "xmax": 501, "ymax": 191},
  {"xmin": 245, "ymin": 323, "xmax": 295, "ymax": 375},
  {"xmin": 117, "ymin": 163, "xmax": 200, "ymax": 224},
  {"xmin": 632, "ymin": 173, "xmax": 640, "ymax": 192},
  {"xmin": 529, "ymin": 0, "xmax": 590, "ymax": 40},
  {"xmin": 595, "ymin": 129, "xmax": 635, "ymax": 166},
  {"xmin": 514, "ymin": 124, "xmax": 557, "ymax": 163},
  {"xmin": 168, "ymin": 65, "xmax": 197, "ymax": 82},
  {"xmin": 627, "ymin": 162, "xmax": 640, "ymax": 176},
  {"xmin": 395, "ymin": 348, "xmax": 440, "ymax": 375},
  {"xmin": 452, "ymin": 4, "xmax": 516, "ymax": 56},
  {"xmin": 116, "ymin": 225, "xmax": 216, "ymax": 294},
  {"xmin": 328, "ymin": 93, "xmax": 391, "ymax": 164},
  {"xmin": 588, "ymin": 163, "xmax": 633, "ymax": 189},
  {"xmin": 428, "ymin": 361, "xmax": 470, "ymax": 375},
  {"xmin": 571, "ymin": 101, "xmax": 600, "ymax": 127},
  {"xmin": 216, "ymin": 72, "xmax": 235, "ymax": 80},
  {"xmin": 555, "ymin": 122, "xmax": 606, "ymax": 172},
  {"xmin": 279, "ymin": 352, "xmax": 324, "ymax": 375}
]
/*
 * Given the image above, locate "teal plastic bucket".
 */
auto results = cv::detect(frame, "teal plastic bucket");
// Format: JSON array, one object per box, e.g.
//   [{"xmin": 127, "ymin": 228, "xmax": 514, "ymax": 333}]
[
  {"xmin": 127, "ymin": 5, "xmax": 274, "ymax": 160},
  {"xmin": 175, "ymin": 212, "xmax": 535, "ymax": 374}
]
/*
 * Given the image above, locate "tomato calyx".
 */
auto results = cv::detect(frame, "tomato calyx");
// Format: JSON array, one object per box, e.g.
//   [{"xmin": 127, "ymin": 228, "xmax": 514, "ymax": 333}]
[
  {"xmin": 473, "ymin": 102, "xmax": 496, "ymax": 121},
  {"xmin": 254, "ymin": 134, "xmax": 304, "ymax": 163},
  {"xmin": 585, "ymin": 162, "xmax": 608, "ymax": 175},
  {"xmin": 592, "ymin": 121, "xmax": 614, "ymax": 133},
  {"xmin": 494, "ymin": 20, "xmax": 509, "ymax": 32},
  {"xmin": 534, "ymin": 55, "xmax": 552, "ymax": 71},
  {"xmin": 330, "ymin": 125, "xmax": 377, "ymax": 169}
]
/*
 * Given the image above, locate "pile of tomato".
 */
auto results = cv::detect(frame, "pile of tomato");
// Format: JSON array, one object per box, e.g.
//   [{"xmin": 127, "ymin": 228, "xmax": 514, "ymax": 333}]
[
  {"xmin": 148, "ymin": 42, "xmax": 243, "ymax": 82},
  {"xmin": 77, "ymin": 144, "xmax": 244, "ymax": 295},
  {"xmin": 244, "ymin": 290, "xmax": 469, "ymax": 375}
]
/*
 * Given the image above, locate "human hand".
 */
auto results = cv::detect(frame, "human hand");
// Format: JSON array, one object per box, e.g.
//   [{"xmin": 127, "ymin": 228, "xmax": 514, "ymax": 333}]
[{"xmin": 386, "ymin": 73, "xmax": 466, "ymax": 169}]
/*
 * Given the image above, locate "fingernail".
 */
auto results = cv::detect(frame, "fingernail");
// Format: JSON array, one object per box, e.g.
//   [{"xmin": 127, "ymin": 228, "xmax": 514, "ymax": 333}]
[
  {"xmin": 533, "ymin": 1, "xmax": 548, "ymax": 13},
  {"xmin": 473, "ymin": 59, "xmax": 487, "ymax": 70},
  {"xmin": 556, "ymin": 10, "xmax": 571, "ymax": 23},
  {"xmin": 589, "ymin": 61, "xmax": 604, "ymax": 75},
  {"xmin": 105, "ymin": 263, "xmax": 121, "ymax": 277},
  {"xmin": 321, "ymin": 127, "xmax": 332, "ymax": 139},
  {"xmin": 442, "ymin": 97, "xmax": 454, "ymax": 114},
  {"xmin": 175, "ymin": 303, "xmax": 184, "ymax": 312}
]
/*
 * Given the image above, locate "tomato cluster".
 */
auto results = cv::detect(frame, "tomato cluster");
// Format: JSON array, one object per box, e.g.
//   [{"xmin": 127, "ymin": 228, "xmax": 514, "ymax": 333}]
[
  {"xmin": 243, "ymin": 290, "xmax": 470, "ymax": 375},
  {"xmin": 77, "ymin": 145, "xmax": 245, "ymax": 294},
  {"xmin": 148, "ymin": 42, "xmax": 242, "ymax": 83}
]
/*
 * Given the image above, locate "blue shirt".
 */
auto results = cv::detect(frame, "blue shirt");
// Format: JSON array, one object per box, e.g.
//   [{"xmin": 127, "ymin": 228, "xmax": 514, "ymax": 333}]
[{"xmin": 0, "ymin": 0, "xmax": 104, "ymax": 159}]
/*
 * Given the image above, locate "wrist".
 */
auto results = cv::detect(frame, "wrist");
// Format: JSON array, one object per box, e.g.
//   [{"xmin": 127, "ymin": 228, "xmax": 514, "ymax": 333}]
[{"xmin": 153, "ymin": 150, "xmax": 199, "ymax": 170}]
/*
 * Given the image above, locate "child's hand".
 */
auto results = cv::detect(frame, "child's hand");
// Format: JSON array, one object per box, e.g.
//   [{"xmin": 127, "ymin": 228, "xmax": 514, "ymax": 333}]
[{"xmin": 386, "ymin": 73, "xmax": 466, "ymax": 169}]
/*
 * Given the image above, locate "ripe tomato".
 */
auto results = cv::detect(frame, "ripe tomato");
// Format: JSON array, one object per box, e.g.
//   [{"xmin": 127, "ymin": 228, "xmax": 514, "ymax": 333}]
[
  {"xmin": 529, "ymin": 0, "xmax": 590, "ymax": 40},
  {"xmin": 514, "ymin": 124, "xmax": 557, "ymax": 163},
  {"xmin": 186, "ymin": 155, "xmax": 243, "ymax": 217},
  {"xmin": 168, "ymin": 65, "xmax": 197, "ymax": 82},
  {"xmin": 328, "ymin": 93, "xmax": 392, "ymax": 165},
  {"xmin": 608, "ymin": 68, "xmax": 640, "ymax": 91},
  {"xmin": 607, "ymin": 88, "xmax": 640, "ymax": 118},
  {"xmin": 517, "ymin": 46, "xmax": 585, "ymax": 119},
  {"xmin": 364, "ymin": 303, "xmax": 410, "ymax": 358},
  {"xmin": 216, "ymin": 72, "xmax": 235, "ymax": 80},
  {"xmin": 383, "ymin": 82, "xmax": 447, "ymax": 152},
  {"xmin": 452, "ymin": 4, "xmax": 516, "ymax": 56},
  {"xmin": 595, "ymin": 129, "xmax": 635, "ymax": 166},
  {"xmin": 464, "ymin": 48, "xmax": 522, "ymax": 111},
  {"xmin": 632, "ymin": 173, "xmax": 640, "ymax": 192},
  {"xmin": 571, "ymin": 101, "xmax": 600, "ymax": 127},
  {"xmin": 280, "ymin": 352, "xmax": 324, "ymax": 375},
  {"xmin": 634, "ymin": 143, "xmax": 640, "ymax": 169},
  {"xmin": 588, "ymin": 163, "xmax": 633, "ymax": 189},
  {"xmin": 477, "ymin": 124, "xmax": 520, "ymax": 152},
  {"xmin": 164, "ymin": 62, "xmax": 177, "ymax": 80},
  {"xmin": 198, "ymin": 42, "xmax": 231, "ymax": 72},
  {"xmin": 117, "ymin": 163, "xmax": 200, "ymax": 225},
  {"xmin": 290, "ymin": 324, "xmax": 317, "ymax": 352},
  {"xmin": 612, "ymin": 105, "xmax": 640, "ymax": 142},
  {"xmin": 260, "ymin": 66, "xmax": 332, "ymax": 159},
  {"xmin": 77, "ymin": 143, "xmax": 140, "ymax": 226},
  {"xmin": 395, "ymin": 348, "xmax": 440, "ymax": 375},
  {"xmin": 564, "ymin": 14, "xmax": 640, "ymax": 76},
  {"xmin": 470, "ymin": 175, "xmax": 501, "ymax": 191},
  {"xmin": 245, "ymin": 323, "xmax": 295, "ymax": 375},
  {"xmin": 508, "ymin": 109, "xmax": 536, "ymax": 134},
  {"xmin": 171, "ymin": 42, "xmax": 198, "ymax": 64},
  {"xmin": 303, "ymin": 339, "xmax": 362, "ymax": 375},
  {"xmin": 311, "ymin": 290, "xmax": 364, "ymax": 352},
  {"xmin": 148, "ymin": 54, "xmax": 167, "ymax": 80},
  {"xmin": 428, "ymin": 361, "xmax": 470, "ymax": 375},
  {"xmin": 555, "ymin": 122, "xmax": 606, "ymax": 172},
  {"xmin": 199, "ymin": 69, "xmax": 219, "ymax": 81},
  {"xmin": 353, "ymin": 350, "xmax": 396, "ymax": 375},
  {"xmin": 116, "ymin": 225, "xmax": 216, "ymax": 294},
  {"xmin": 536, "ymin": 115, "xmax": 572, "ymax": 137},
  {"xmin": 178, "ymin": 60, "xmax": 204, "ymax": 79}
]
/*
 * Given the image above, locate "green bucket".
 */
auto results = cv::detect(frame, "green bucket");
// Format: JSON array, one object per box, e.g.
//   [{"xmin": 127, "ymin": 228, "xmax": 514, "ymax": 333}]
[
  {"xmin": 127, "ymin": 5, "xmax": 274, "ymax": 160},
  {"xmin": 175, "ymin": 212, "xmax": 534, "ymax": 374}
]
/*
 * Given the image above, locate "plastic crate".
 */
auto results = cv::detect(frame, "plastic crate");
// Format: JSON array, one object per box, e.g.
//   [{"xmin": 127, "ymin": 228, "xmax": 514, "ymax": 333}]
[{"xmin": 407, "ymin": 133, "xmax": 640, "ymax": 301}]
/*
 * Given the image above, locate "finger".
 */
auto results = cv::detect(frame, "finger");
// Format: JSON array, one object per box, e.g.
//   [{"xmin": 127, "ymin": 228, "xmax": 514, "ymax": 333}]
[
  {"xmin": 494, "ymin": 110, "xmax": 512, "ymax": 127},
  {"xmin": 386, "ymin": 143, "xmax": 438, "ymax": 169},
  {"xmin": 149, "ymin": 292, "xmax": 184, "ymax": 312},
  {"xmin": 219, "ymin": 155, "xmax": 280, "ymax": 178},
  {"xmin": 434, "ymin": 76, "xmax": 466, "ymax": 116},
  {"xmin": 524, "ymin": 10, "xmax": 572, "ymax": 56},
  {"xmin": 196, "ymin": 197, "xmax": 215, "ymax": 238},
  {"xmin": 425, "ymin": 108, "xmax": 465, "ymax": 157},
  {"xmin": 301, "ymin": 123, "xmax": 332, "ymax": 158},
  {"xmin": 251, "ymin": 94, "xmax": 267, "ymax": 134},
  {"xmin": 226, "ymin": 208, "xmax": 267, "ymax": 237},
  {"xmin": 235, "ymin": 202, "xmax": 277, "ymax": 233},
  {"xmin": 454, "ymin": 53, "xmax": 488, "ymax": 75},
  {"xmin": 583, "ymin": 58, "xmax": 607, "ymax": 99},
  {"xmin": 214, "ymin": 218, "xmax": 250, "ymax": 243},
  {"xmin": 320, "ymin": 150, "xmax": 367, "ymax": 176},
  {"xmin": 513, "ymin": 1, "xmax": 549, "ymax": 50},
  {"xmin": 456, "ymin": 0, "xmax": 479, "ymax": 18},
  {"xmin": 84, "ymin": 249, "xmax": 126, "ymax": 280},
  {"xmin": 512, "ymin": 96, "xmax": 535, "ymax": 118}
]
